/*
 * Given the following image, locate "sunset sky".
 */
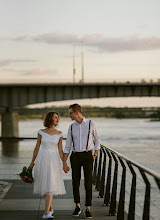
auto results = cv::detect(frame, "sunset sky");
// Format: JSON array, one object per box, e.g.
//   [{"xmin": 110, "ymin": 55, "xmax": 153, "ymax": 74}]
[{"xmin": 0, "ymin": 0, "xmax": 160, "ymax": 107}]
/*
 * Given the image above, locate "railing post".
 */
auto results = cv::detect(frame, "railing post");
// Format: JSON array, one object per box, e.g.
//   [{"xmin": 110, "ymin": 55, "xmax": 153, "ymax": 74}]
[
  {"xmin": 95, "ymin": 148, "xmax": 103, "ymax": 191},
  {"xmin": 139, "ymin": 169, "xmax": 151, "ymax": 220},
  {"xmin": 117, "ymin": 157, "xmax": 126, "ymax": 220},
  {"xmin": 104, "ymin": 149, "xmax": 112, "ymax": 206},
  {"xmin": 126, "ymin": 161, "xmax": 136, "ymax": 220},
  {"xmin": 109, "ymin": 152, "xmax": 118, "ymax": 216},
  {"xmin": 99, "ymin": 147, "xmax": 107, "ymax": 198}
]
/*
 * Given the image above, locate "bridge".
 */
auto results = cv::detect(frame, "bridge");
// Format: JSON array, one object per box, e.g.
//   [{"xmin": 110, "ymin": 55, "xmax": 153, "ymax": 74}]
[{"xmin": 0, "ymin": 82, "xmax": 160, "ymax": 137}]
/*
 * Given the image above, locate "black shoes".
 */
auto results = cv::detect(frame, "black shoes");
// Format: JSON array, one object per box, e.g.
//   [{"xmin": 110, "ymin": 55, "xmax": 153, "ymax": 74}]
[
  {"xmin": 85, "ymin": 209, "xmax": 92, "ymax": 219},
  {"xmin": 72, "ymin": 206, "xmax": 92, "ymax": 218},
  {"xmin": 72, "ymin": 206, "xmax": 81, "ymax": 217}
]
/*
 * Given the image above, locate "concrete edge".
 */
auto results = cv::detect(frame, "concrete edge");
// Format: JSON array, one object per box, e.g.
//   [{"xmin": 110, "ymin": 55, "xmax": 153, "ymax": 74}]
[{"xmin": 0, "ymin": 181, "xmax": 13, "ymax": 203}]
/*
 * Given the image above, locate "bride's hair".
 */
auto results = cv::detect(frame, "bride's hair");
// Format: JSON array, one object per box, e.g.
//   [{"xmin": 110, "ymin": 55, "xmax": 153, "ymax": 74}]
[{"xmin": 43, "ymin": 112, "xmax": 59, "ymax": 128}]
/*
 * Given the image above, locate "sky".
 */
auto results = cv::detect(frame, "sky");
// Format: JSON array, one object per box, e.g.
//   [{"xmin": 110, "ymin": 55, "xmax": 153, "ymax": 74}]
[{"xmin": 0, "ymin": 0, "xmax": 160, "ymax": 107}]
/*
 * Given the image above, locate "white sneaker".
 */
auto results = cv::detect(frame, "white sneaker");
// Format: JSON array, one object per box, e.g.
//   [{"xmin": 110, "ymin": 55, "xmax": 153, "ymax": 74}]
[
  {"xmin": 42, "ymin": 213, "xmax": 54, "ymax": 219},
  {"xmin": 48, "ymin": 209, "xmax": 54, "ymax": 216}
]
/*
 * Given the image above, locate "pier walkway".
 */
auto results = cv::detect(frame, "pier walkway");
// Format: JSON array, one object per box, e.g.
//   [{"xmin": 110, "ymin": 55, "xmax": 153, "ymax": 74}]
[
  {"xmin": 0, "ymin": 178, "xmax": 116, "ymax": 220},
  {"xmin": 1, "ymin": 139, "xmax": 160, "ymax": 219}
]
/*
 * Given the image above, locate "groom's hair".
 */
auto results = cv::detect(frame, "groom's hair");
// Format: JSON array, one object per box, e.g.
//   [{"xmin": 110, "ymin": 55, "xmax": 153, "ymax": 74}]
[{"xmin": 69, "ymin": 103, "xmax": 82, "ymax": 113}]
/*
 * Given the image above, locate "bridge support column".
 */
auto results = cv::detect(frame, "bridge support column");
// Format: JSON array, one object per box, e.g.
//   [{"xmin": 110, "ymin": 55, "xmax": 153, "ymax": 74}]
[{"xmin": 1, "ymin": 109, "xmax": 19, "ymax": 137}]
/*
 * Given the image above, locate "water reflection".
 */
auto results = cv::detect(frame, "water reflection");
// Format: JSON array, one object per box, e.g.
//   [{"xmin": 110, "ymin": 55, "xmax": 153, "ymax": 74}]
[{"xmin": 2, "ymin": 140, "xmax": 19, "ymax": 157}]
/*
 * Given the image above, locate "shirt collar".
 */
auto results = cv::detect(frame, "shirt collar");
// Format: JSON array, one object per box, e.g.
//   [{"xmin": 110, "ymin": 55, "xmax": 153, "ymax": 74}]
[{"xmin": 75, "ymin": 116, "xmax": 87, "ymax": 124}]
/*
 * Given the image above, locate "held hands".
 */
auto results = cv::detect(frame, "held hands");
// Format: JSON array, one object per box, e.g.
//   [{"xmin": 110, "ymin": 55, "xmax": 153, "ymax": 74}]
[
  {"xmin": 93, "ymin": 154, "xmax": 97, "ymax": 161},
  {"xmin": 63, "ymin": 163, "xmax": 70, "ymax": 173}
]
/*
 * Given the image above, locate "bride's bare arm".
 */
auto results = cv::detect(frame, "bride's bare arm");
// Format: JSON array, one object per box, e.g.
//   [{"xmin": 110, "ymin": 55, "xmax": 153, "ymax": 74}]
[
  {"xmin": 28, "ymin": 133, "xmax": 41, "ymax": 169},
  {"xmin": 58, "ymin": 137, "xmax": 64, "ymax": 162}
]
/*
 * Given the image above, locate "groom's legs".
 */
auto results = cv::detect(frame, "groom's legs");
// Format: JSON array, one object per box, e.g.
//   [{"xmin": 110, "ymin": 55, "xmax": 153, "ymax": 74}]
[
  {"xmin": 70, "ymin": 153, "xmax": 81, "ymax": 205},
  {"xmin": 82, "ymin": 151, "xmax": 93, "ymax": 208}
]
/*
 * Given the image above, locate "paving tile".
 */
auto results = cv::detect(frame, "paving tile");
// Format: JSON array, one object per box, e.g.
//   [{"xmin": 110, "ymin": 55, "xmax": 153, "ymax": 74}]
[
  {"xmin": 4, "ymin": 180, "xmax": 73, "ymax": 199},
  {"xmin": 0, "ymin": 200, "xmax": 40, "ymax": 210},
  {"xmin": 0, "ymin": 210, "xmax": 39, "ymax": 220},
  {"xmin": 40, "ymin": 199, "xmax": 75, "ymax": 210}
]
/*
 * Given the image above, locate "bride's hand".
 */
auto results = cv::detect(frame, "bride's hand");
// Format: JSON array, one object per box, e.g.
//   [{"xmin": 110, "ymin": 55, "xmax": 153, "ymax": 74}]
[
  {"xmin": 66, "ymin": 165, "xmax": 70, "ymax": 172},
  {"xmin": 28, "ymin": 163, "xmax": 35, "ymax": 170}
]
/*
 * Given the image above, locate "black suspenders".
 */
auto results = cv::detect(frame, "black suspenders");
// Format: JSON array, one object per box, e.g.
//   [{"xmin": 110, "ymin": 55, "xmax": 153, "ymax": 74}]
[
  {"xmin": 86, "ymin": 120, "xmax": 91, "ymax": 152},
  {"xmin": 70, "ymin": 123, "xmax": 75, "ymax": 152},
  {"xmin": 71, "ymin": 120, "xmax": 91, "ymax": 153}
]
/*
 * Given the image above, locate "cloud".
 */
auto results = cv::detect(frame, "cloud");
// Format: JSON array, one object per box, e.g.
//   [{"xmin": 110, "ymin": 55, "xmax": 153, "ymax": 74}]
[
  {"xmin": 33, "ymin": 32, "xmax": 160, "ymax": 52},
  {"xmin": 82, "ymin": 34, "xmax": 160, "ymax": 52},
  {"xmin": 0, "ymin": 59, "xmax": 36, "ymax": 67},
  {"xmin": 13, "ymin": 32, "xmax": 160, "ymax": 52},
  {"xmin": 23, "ymin": 67, "xmax": 58, "ymax": 76},
  {"xmin": 34, "ymin": 32, "xmax": 78, "ymax": 44}
]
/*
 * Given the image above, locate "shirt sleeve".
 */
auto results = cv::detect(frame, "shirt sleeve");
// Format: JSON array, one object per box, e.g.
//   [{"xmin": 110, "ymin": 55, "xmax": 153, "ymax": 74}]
[
  {"xmin": 91, "ymin": 120, "xmax": 101, "ymax": 150},
  {"xmin": 64, "ymin": 125, "xmax": 72, "ymax": 154}
]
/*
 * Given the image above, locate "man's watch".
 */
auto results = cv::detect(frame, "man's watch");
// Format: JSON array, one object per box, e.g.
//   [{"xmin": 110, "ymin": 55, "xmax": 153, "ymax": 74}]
[{"xmin": 93, "ymin": 154, "xmax": 97, "ymax": 159}]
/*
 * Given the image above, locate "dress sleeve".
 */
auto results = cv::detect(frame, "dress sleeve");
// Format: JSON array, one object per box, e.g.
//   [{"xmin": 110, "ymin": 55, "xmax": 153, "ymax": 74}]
[
  {"xmin": 37, "ymin": 129, "xmax": 42, "ymax": 136},
  {"xmin": 59, "ymin": 132, "xmax": 63, "ymax": 138}
]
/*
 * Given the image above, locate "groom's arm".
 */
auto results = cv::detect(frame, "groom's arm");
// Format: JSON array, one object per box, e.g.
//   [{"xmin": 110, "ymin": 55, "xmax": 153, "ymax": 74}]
[{"xmin": 92, "ymin": 120, "xmax": 101, "ymax": 157}]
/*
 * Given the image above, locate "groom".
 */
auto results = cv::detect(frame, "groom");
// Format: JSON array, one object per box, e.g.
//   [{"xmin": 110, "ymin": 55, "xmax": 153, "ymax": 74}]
[{"xmin": 63, "ymin": 104, "xmax": 100, "ymax": 219}]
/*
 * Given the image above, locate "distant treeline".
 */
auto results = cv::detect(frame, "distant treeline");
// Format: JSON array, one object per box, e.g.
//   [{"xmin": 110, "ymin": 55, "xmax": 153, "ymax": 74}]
[{"xmin": 10, "ymin": 106, "xmax": 160, "ymax": 119}]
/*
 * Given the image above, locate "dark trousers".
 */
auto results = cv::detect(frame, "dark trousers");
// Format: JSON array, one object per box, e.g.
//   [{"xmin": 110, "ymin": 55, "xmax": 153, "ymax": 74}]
[{"xmin": 70, "ymin": 151, "xmax": 93, "ymax": 206}]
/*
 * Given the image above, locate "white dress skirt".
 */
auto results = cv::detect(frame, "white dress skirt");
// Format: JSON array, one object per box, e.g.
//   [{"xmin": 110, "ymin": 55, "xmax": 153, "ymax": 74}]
[{"xmin": 33, "ymin": 129, "xmax": 66, "ymax": 196}]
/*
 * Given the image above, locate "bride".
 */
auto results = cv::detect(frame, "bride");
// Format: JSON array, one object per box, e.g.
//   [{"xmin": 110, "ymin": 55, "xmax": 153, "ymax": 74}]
[{"xmin": 28, "ymin": 112, "xmax": 66, "ymax": 219}]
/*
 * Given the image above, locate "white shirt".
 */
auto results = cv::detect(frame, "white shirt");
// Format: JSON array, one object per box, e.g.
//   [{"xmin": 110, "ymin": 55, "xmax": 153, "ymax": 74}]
[{"xmin": 64, "ymin": 117, "xmax": 100, "ymax": 154}]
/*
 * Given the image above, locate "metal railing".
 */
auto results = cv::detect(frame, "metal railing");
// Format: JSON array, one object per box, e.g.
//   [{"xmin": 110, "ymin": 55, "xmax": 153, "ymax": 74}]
[{"xmin": 93, "ymin": 145, "xmax": 160, "ymax": 220}]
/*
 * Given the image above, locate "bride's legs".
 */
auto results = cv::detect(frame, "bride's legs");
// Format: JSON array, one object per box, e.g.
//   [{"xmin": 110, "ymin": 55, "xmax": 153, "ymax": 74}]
[
  {"xmin": 49, "ymin": 201, "xmax": 53, "ymax": 212},
  {"xmin": 45, "ymin": 193, "xmax": 53, "ymax": 215}
]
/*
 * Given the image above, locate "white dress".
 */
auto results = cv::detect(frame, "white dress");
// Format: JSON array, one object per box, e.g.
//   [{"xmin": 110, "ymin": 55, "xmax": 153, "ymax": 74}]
[{"xmin": 33, "ymin": 129, "xmax": 66, "ymax": 196}]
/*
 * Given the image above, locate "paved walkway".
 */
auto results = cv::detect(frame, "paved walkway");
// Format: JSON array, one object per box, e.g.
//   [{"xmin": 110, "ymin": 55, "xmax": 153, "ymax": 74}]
[{"xmin": 0, "ymin": 179, "xmax": 116, "ymax": 220}]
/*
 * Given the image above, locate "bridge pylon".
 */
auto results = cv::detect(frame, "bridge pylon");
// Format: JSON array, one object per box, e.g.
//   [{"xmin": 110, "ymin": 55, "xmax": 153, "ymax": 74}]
[{"xmin": 1, "ymin": 108, "xmax": 19, "ymax": 138}]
